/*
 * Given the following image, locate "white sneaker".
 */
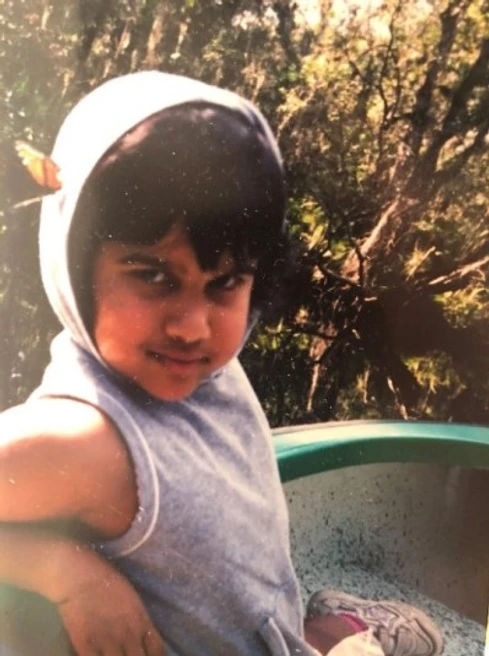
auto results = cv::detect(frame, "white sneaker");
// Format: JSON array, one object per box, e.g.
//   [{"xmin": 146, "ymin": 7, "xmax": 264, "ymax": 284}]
[{"xmin": 307, "ymin": 589, "xmax": 444, "ymax": 656}]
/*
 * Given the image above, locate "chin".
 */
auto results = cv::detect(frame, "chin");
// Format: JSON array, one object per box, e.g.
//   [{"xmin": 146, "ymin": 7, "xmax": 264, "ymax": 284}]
[{"xmin": 144, "ymin": 380, "xmax": 199, "ymax": 402}]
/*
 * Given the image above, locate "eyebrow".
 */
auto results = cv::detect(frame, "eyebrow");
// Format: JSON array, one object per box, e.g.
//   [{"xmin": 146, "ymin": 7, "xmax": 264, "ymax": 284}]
[
  {"xmin": 119, "ymin": 252, "xmax": 257, "ymax": 275},
  {"xmin": 118, "ymin": 254, "xmax": 168, "ymax": 267}
]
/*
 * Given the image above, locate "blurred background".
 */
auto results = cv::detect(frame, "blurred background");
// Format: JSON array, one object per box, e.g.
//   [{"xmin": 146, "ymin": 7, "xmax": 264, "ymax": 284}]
[{"xmin": 1, "ymin": 0, "xmax": 489, "ymax": 426}]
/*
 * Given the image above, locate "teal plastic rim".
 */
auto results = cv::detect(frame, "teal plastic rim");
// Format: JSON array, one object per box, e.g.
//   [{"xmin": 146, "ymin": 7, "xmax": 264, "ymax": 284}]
[{"xmin": 272, "ymin": 420, "xmax": 489, "ymax": 482}]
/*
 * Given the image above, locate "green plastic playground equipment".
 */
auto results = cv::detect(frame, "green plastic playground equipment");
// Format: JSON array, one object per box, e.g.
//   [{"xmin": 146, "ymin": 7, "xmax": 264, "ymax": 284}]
[{"xmin": 274, "ymin": 420, "xmax": 489, "ymax": 656}]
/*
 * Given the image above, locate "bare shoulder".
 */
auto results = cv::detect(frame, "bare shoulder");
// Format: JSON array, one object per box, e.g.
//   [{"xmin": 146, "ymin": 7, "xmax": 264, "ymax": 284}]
[
  {"xmin": 0, "ymin": 398, "xmax": 138, "ymax": 537},
  {"xmin": 1, "ymin": 397, "xmax": 127, "ymax": 469},
  {"xmin": 3, "ymin": 396, "xmax": 117, "ymax": 436}
]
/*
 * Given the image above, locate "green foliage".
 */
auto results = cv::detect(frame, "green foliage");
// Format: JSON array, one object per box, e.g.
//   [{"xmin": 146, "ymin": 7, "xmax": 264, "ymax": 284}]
[
  {"xmin": 437, "ymin": 286, "xmax": 489, "ymax": 329},
  {"xmin": 1, "ymin": 0, "xmax": 489, "ymax": 424}
]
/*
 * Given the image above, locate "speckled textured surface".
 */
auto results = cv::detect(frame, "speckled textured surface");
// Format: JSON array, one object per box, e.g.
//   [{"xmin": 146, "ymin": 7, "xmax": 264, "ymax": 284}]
[
  {"xmin": 297, "ymin": 563, "xmax": 484, "ymax": 656},
  {"xmin": 284, "ymin": 463, "xmax": 488, "ymax": 655}
]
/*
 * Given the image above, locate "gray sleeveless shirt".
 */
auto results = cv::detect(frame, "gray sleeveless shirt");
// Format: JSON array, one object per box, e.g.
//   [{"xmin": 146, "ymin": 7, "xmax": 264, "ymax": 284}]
[{"xmin": 31, "ymin": 331, "xmax": 318, "ymax": 655}]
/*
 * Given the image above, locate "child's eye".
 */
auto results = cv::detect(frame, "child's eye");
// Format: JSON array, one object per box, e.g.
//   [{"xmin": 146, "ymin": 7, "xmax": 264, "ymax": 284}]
[
  {"xmin": 131, "ymin": 269, "xmax": 176, "ymax": 289},
  {"xmin": 210, "ymin": 274, "xmax": 245, "ymax": 292},
  {"xmin": 150, "ymin": 271, "xmax": 168, "ymax": 285}
]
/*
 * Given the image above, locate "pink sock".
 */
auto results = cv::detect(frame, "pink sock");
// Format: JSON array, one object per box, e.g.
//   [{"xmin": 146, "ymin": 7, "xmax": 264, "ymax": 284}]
[{"xmin": 338, "ymin": 613, "xmax": 369, "ymax": 633}]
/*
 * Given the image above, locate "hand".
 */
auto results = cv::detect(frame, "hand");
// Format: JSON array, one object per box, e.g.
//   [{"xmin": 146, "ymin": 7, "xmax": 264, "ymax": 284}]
[{"xmin": 54, "ymin": 551, "xmax": 165, "ymax": 655}]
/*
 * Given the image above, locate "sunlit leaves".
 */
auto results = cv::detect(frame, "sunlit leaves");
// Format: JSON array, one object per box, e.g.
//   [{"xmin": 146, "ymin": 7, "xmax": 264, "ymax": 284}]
[{"xmin": 1, "ymin": 0, "xmax": 489, "ymax": 422}]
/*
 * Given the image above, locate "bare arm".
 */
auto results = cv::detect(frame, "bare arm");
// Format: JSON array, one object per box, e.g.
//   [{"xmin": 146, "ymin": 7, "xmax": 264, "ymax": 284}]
[
  {"xmin": 0, "ymin": 524, "xmax": 165, "ymax": 655},
  {"xmin": 0, "ymin": 398, "xmax": 137, "ymax": 536},
  {"xmin": 0, "ymin": 398, "xmax": 160, "ymax": 653}
]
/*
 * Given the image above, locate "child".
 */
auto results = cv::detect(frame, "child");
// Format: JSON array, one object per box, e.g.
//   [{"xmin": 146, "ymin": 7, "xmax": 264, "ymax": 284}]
[{"xmin": 0, "ymin": 71, "xmax": 443, "ymax": 655}]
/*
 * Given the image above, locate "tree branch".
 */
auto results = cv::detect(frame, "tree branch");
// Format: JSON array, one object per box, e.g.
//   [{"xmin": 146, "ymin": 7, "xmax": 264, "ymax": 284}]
[
  {"xmin": 424, "ymin": 253, "xmax": 489, "ymax": 294},
  {"xmin": 432, "ymin": 118, "xmax": 489, "ymax": 193},
  {"xmin": 406, "ymin": 0, "xmax": 468, "ymax": 155},
  {"xmin": 412, "ymin": 37, "xmax": 489, "ymax": 190}
]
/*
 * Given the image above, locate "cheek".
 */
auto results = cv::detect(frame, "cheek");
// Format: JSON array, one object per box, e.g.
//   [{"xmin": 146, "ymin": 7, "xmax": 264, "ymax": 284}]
[
  {"xmin": 213, "ymin": 298, "xmax": 251, "ymax": 347},
  {"xmin": 94, "ymin": 293, "xmax": 157, "ymax": 347}
]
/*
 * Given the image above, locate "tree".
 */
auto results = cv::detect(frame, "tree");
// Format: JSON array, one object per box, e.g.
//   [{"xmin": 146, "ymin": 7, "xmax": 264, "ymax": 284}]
[
  {"xmin": 250, "ymin": 0, "xmax": 489, "ymax": 424},
  {"xmin": 1, "ymin": 0, "xmax": 488, "ymax": 427}
]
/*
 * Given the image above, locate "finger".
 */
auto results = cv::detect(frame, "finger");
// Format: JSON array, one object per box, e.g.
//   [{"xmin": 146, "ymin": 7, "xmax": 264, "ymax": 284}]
[
  {"xmin": 81, "ymin": 634, "xmax": 126, "ymax": 656},
  {"xmin": 94, "ymin": 641, "xmax": 126, "ymax": 656},
  {"xmin": 142, "ymin": 628, "xmax": 165, "ymax": 656},
  {"xmin": 119, "ymin": 642, "xmax": 145, "ymax": 656},
  {"xmin": 68, "ymin": 636, "xmax": 105, "ymax": 656}
]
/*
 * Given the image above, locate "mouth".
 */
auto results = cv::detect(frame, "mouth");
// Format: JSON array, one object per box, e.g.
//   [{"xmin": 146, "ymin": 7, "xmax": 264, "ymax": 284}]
[{"xmin": 147, "ymin": 350, "xmax": 211, "ymax": 376}]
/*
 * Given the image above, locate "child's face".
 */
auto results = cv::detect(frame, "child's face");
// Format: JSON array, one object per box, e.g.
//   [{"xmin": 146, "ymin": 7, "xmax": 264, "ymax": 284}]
[{"xmin": 92, "ymin": 223, "xmax": 256, "ymax": 401}]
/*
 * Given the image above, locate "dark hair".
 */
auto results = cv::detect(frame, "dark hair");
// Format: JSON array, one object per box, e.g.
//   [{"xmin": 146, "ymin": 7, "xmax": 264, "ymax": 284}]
[{"xmin": 68, "ymin": 102, "xmax": 289, "ymax": 330}]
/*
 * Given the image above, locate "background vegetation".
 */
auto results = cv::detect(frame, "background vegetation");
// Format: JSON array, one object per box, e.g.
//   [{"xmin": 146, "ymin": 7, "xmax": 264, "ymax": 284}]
[{"xmin": 1, "ymin": 0, "xmax": 489, "ymax": 426}]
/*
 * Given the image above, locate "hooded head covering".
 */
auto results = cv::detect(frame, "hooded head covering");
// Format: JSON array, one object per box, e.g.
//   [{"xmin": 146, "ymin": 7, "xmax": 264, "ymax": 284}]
[
  {"xmin": 40, "ymin": 71, "xmax": 283, "ymax": 365},
  {"xmin": 34, "ymin": 75, "xmax": 309, "ymax": 656}
]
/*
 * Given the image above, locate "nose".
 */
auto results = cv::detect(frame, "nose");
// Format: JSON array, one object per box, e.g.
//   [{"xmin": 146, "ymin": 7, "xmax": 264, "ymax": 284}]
[{"xmin": 163, "ymin": 298, "xmax": 211, "ymax": 344}]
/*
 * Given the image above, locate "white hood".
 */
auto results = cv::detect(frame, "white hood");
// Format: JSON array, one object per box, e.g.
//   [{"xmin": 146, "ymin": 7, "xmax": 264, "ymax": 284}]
[{"xmin": 40, "ymin": 71, "xmax": 282, "ymax": 364}]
